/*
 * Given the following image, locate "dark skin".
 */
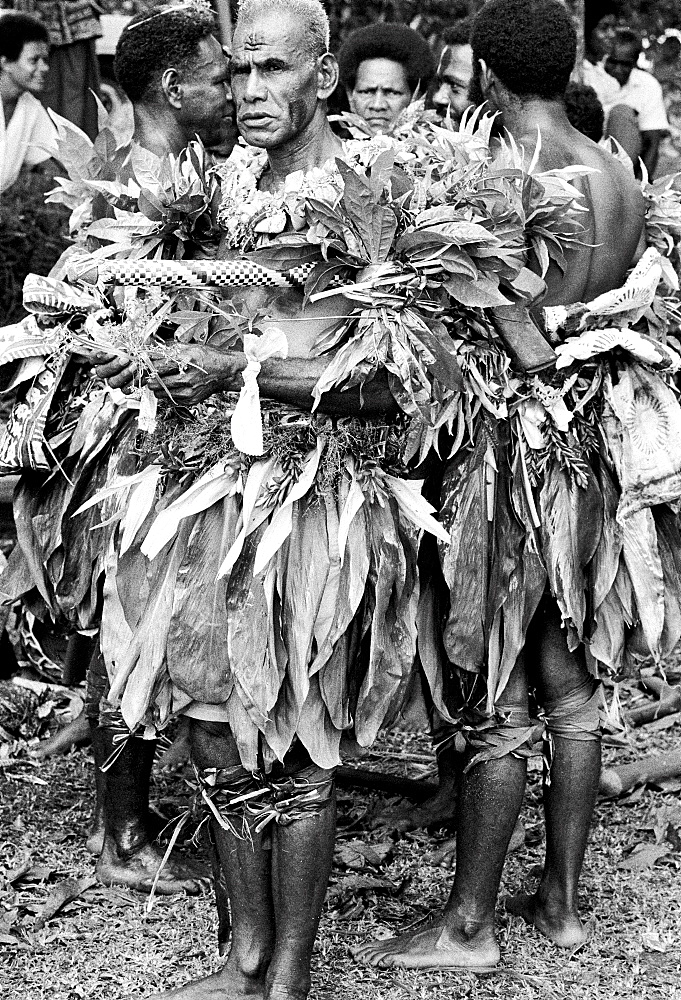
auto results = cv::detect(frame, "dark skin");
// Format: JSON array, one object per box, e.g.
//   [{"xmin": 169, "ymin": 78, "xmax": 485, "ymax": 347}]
[
  {"xmin": 123, "ymin": 10, "xmax": 391, "ymax": 1000},
  {"xmin": 92, "ymin": 21, "xmax": 393, "ymax": 414},
  {"xmin": 355, "ymin": 60, "xmax": 642, "ymax": 970},
  {"xmin": 83, "ymin": 34, "xmax": 235, "ymax": 895}
]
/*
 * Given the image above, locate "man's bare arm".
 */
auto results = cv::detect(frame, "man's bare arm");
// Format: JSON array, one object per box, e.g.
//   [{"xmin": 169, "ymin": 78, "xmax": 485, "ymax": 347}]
[
  {"xmin": 640, "ymin": 129, "xmax": 664, "ymax": 178},
  {"xmin": 93, "ymin": 344, "xmax": 396, "ymax": 416}
]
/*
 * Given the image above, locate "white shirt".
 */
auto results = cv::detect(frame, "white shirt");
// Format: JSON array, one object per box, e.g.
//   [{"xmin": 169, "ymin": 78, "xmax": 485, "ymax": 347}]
[
  {"xmin": 0, "ymin": 91, "xmax": 58, "ymax": 194},
  {"xmin": 615, "ymin": 67, "xmax": 670, "ymax": 132},
  {"xmin": 583, "ymin": 61, "xmax": 669, "ymax": 134}
]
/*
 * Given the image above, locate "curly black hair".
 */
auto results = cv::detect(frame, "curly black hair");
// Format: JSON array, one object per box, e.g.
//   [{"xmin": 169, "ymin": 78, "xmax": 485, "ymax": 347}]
[
  {"xmin": 441, "ymin": 18, "xmax": 472, "ymax": 48},
  {"xmin": 0, "ymin": 11, "xmax": 48, "ymax": 62},
  {"xmin": 564, "ymin": 81, "xmax": 604, "ymax": 142},
  {"xmin": 114, "ymin": 3, "xmax": 217, "ymax": 103},
  {"xmin": 470, "ymin": 0, "xmax": 576, "ymax": 101},
  {"xmin": 338, "ymin": 22, "xmax": 436, "ymax": 94}
]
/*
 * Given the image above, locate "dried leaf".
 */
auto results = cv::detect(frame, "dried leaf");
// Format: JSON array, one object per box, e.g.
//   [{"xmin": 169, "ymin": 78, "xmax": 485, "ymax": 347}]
[
  {"xmin": 34, "ymin": 875, "xmax": 97, "ymax": 929},
  {"xmin": 618, "ymin": 843, "xmax": 670, "ymax": 871}
]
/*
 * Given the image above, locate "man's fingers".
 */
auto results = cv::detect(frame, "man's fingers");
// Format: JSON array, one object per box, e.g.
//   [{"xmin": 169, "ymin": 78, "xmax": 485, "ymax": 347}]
[{"xmin": 93, "ymin": 358, "xmax": 134, "ymax": 380}]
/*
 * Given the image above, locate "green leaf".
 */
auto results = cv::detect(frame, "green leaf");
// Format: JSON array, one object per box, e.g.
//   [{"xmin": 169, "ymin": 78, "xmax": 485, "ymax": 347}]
[
  {"xmin": 246, "ymin": 241, "xmax": 323, "ymax": 272},
  {"xmin": 303, "ymin": 261, "xmax": 349, "ymax": 306},
  {"xmin": 444, "ymin": 273, "xmax": 511, "ymax": 308}
]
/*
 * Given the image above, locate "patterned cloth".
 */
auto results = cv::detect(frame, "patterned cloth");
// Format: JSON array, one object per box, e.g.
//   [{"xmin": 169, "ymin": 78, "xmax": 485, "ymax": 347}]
[{"xmin": 4, "ymin": 0, "xmax": 101, "ymax": 46}]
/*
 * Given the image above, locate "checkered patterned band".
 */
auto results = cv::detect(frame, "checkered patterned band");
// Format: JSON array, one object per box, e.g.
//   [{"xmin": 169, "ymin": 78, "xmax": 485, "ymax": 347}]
[{"xmin": 68, "ymin": 257, "xmax": 317, "ymax": 289}]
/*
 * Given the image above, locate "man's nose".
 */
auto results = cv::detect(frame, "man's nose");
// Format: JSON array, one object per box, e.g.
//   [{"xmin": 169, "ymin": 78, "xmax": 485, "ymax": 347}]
[
  {"xmin": 369, "ymin": 88, "xmax": 389, "ymax": 108},
  {"xmin": 243, "ymin": 68, "xmax": 267, "ymax": 101},
  {"xmin": 432, "ymin": 83, "xmax": 450, "ymax": 108}
]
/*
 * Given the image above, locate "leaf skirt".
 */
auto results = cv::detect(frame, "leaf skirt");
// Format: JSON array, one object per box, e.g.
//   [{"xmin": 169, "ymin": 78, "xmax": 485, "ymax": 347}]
[
  {"xmin": 99, "ymin": 404, "xmax": 430, "ymax": 771},
  {"xmin": 423, "ymin": 357, "xmax": 681, "ymax": 722},
  {"xmin": 1, "ymin": 389, "xmax": 139, "ymax": 631}
]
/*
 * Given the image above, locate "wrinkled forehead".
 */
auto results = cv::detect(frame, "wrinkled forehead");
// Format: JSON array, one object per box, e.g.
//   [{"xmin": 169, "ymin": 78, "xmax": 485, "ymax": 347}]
[{"xmin": 232, "ymin": 11, "xmax": 308, "ymax": 62}]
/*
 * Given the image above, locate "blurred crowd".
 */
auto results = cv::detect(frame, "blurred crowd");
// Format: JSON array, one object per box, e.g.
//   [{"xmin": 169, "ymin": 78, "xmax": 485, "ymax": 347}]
[{"xmin": 3, "ymin": 1, "xmax": 681, "ymax": 198}]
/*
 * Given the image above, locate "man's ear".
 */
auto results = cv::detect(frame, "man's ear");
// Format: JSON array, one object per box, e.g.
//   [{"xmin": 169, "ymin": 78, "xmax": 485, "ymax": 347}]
[
  {"xmin": 317, "ymin": 52, "xmax": 339, "ymax": 100},
  {"xmin": 346, "ymin": 87, "xmax": 357, "ymax": 113},
  {"xmin": 161, "ymin": 67, "xmax": 183, "ymax": 110},
  {"xmin": 478, "ymin": 58, "xmax": 495, "ymax": 99}
]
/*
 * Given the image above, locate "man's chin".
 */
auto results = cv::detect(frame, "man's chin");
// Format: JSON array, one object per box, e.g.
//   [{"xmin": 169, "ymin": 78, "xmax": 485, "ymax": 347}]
[{"xmin": 238, "ymin": 117, "xmax": 277, "ymax": 142}]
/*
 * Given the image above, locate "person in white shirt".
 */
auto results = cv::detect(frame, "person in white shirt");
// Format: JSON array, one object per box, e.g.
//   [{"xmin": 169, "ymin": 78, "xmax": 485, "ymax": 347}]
[
  {"xmin": 603, "ymin": 26, "xmax": 669, "ymax": 177},
  {"xmin": 0, "ymin": 11, "xmax": 58, "ymax": 194}
]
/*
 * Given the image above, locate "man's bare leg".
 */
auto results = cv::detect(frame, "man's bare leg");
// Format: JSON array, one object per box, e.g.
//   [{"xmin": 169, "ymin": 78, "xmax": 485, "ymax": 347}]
[
  {"xmin": 85, "ymin": 720, "xmax": 107, "ymax": 855},
  {"xmin": 507, "ymin": 604, "xmax": 600, "ymax": 948},
  {"xmin": 355, "ymin": 662, "xmax": 529, "ymax": 970},
  {"xmin": 149, "ymin": 720, "xmax": 273, "ymax": 999},
  {"xmin": 96, "ymin": 730, "xmax": 205, "ymax": 894},
  {"xmin": 265, "ymin": 769, "xmax": 336, "ymax": 999}
]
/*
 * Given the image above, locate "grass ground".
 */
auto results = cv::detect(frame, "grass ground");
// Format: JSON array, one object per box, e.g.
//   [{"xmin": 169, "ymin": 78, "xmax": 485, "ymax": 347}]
[{"xmin": 1, "ymin": 674, "xmax": 680, "ymax": 1000}]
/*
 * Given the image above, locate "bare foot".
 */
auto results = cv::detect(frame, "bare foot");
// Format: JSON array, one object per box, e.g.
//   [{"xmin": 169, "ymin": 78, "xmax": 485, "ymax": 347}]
[
  {"xmin": 429, "ymin": 818, "xmax": 525, "ymax": 869},
  {"xmin": 96, "ymin": 839, "xmax": 207, "ymax": 895},
  {"xmin": 505, "ymin": 892, "xmax": 587, "ymax": 948},
  {"xmin": 147, "ymin": 966, "xmax": 265, "ymax": 999},
  {"xmin": 353, "ymin": 918, "xmax": 500, "ymax": 970},
  {"xmin": 87, "ymin": 806, "xmax": 166, "ymax": 857}
]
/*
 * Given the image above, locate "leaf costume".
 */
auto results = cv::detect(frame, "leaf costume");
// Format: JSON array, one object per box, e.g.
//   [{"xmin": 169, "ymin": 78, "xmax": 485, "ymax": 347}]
[
  {"xmin": 0, "ymin": 111, "xmax": 223, "ymax": 632},
  {"xmin": 66, "ymin": 110, "xmax": 594, "ymax": 771}
]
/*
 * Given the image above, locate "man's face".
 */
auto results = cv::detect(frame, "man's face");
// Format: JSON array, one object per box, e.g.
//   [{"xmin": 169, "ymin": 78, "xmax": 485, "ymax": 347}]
[
  {"xmin": 230, "ymin": 12, "xmax": 321, "ymax": 150},
  {"xmin": 179, "ymin": 34, "xmax": 236, "ymax": 150},
  {"xmin": 432, "ymin": 43, "xmax": 473, "ymax": 122},
  {"xmin": 1, "ymin": 40, "xmax": 50, "ymax": 95},
  {"xmin": 348, "ymin": 58, "xmax": 411, "ymax": 134},
  {"xmin": 605, "ymin": 42, "xmax": 638, "ymax": 85}
]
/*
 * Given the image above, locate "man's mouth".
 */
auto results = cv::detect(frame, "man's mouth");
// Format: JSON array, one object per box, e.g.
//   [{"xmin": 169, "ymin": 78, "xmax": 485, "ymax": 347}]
[{"xmin": 240, "ymin": 113, "xmax": 273, "ymax": 124}]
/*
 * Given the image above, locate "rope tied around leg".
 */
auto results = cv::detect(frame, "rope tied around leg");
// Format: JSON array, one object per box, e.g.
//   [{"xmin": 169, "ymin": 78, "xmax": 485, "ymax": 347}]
[
  {"xmin": 541, "ymin": 678, "xmax": 603, "ymax": 784},
  {"xmin": 197, "ymin": 764, "xmax": 335, "ymax": 839}
]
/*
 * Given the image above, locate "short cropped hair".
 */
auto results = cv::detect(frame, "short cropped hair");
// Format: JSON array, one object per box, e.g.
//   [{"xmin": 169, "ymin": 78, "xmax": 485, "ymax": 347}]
[
  {"xmin": 237, "ymin": 0, "xmax": 330, "ymax": 59},
  {"xmin": 0, "ymin": 11, "xmax": 49, "ymax": 62},
  {"xmin": 470, "ymin": 0, "xmax": 576, "ymax": 101},
  {"xmin": 612, "ymin": 26, "xmax": 643, "ymax": 57},
  {"xmin": 564, "ymin": 81, "xmax": 604, "ymax": 142},
  {"xmin": 338, "ymin": 22, "xmax": 436, "ymax": 93},
  {"xmin": 114, "ymin": 2, "xmax": 217, "ymax": 103},
  {"xmin": 442, "ymin": 18, "xmax": 472, "ymax": 48}
]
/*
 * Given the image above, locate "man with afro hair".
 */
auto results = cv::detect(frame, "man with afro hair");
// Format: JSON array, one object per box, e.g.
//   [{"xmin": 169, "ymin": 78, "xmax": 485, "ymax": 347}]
[
  {"xmin": 338, "ymin": 22, "xmax": 435, "ymax": 134},
  {"xmin": 356, "ymin": 0, "xmax": 644, "ymax": 972}
]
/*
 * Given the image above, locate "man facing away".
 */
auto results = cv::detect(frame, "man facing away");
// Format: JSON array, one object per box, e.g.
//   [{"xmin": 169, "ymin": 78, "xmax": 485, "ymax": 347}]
[{"xmin": 356, "ymin": 0, "xmax": 644, "ymax": 972}]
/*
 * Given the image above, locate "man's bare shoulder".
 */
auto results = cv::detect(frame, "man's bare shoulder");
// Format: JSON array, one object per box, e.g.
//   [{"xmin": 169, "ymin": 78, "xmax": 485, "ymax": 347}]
[{"xmin": 521, "ymin": 122, "xmax": 643, "ymax": 214}]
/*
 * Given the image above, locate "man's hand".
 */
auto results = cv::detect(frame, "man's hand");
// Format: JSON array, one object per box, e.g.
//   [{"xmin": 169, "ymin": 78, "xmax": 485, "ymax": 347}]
[
  {"xmin": 147, "ymin": 343, "xmax": 246, "ymax": 406},
  {"xmin": 92, "ymin": 351, "xmax": 137, "ymax": 391}
]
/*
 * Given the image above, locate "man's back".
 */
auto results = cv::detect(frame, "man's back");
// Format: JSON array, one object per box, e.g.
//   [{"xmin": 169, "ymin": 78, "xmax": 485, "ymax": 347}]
[{"xmin": 516, "ymin": 119, "xmax": 644, "ymax": 306}]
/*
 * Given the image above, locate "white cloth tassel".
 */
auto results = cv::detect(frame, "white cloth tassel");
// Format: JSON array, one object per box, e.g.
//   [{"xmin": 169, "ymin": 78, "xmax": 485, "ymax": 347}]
[{"xmin": 230, "ymin": 328, "xmax": 289, "ymax": 456}]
